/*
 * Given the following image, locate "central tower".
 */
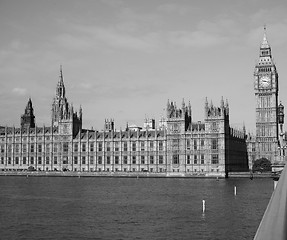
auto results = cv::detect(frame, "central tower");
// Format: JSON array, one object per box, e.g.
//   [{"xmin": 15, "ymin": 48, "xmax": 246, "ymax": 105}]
[
  {"xmin": 51, "ymin": 66, "xmax": 82, "ymax": 137},
  {"xmin": 254, "ymin": 28, "xmax": 279, "ymax": 162}
]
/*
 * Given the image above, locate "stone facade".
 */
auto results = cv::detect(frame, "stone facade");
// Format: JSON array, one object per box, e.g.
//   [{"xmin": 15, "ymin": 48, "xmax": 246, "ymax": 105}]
[{"xmin": 0, "ymin": 68, "xmax": 249, "ymax": 177}]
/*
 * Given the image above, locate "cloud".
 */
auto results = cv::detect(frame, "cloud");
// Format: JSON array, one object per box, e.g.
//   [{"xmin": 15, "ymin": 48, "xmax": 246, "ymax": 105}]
[
  {"xmin": 62, "ymin": 24, "xmax": 160, "ymax": 52},
  {"xmin": 157, "ymin": 3, "xmax": 192, "ymax": 15},
  {"xmin": 168, "ymin": 30, "xmax": 229, "ymax": 48},
  {"xmin": 55, "ymin": 33, "xmax": 96, "ymax": 50},
  {"xmin": 12, "ymin": 87, "xmax": 27, "ymax": 96}
]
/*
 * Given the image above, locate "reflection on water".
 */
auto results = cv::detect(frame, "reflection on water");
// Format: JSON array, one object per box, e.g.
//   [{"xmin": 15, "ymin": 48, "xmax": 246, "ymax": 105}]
[{"xmin": 0, "ymin": 177, "xmax": 272, "ymax": 240}]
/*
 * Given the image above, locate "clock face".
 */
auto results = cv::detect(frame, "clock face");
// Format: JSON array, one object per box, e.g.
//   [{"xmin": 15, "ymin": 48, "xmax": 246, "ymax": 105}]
[{"xmin": 259, "ymin": 75, "xmax": 271, "ymax": 88}]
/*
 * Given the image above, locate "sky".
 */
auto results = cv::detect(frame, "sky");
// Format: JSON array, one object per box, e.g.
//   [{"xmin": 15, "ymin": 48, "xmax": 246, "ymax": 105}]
[{"xmin": 0, "ymin": 0, "xmax": 287, "ymax": 132}]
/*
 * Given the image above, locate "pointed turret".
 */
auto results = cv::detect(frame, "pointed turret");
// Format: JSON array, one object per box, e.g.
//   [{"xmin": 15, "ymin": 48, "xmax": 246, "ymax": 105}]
[
  {"xmin": 188, "ymin": 101, "xmax": 192, "ymax": 115},
  {"xmin": 79, "ymin": 105, "xmax": 82, "ymax": 120},
  {"xmin": 21, "ymin": 98, "xmax": 35, "ymax": 128},
  {"xmin": 225, "ymin": 98, "xmax": 229, "ymax": 115},
  {"xmin": 182, "ymin": 98, "xmax": 185, "ymax": 110},
  {"xmin": 56, "ymin": 65, "xmax": 65, "ymax": 99},
  {"xmin": 220, "ymin": 96, "xmax": 224, "ymax": 109},
  {"xmin": 260, "ymin": 26, "xmax": 270, "ymax": 50}
]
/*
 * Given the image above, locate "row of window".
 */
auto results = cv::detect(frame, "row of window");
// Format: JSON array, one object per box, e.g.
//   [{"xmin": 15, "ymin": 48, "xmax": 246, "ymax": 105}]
[
  {"xmin": 0, "ymin": 136, "xmax": 69, "ymax": 142},
  {"xmin": 1, "ymin": 154, "xmax": 219, "ymax": 165},
  {"xmin": 0, "ymin": 139, "xmax": 219, "ymax": 153}
]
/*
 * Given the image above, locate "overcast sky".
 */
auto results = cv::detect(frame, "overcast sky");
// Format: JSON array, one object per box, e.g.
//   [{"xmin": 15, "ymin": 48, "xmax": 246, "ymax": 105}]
[{"xmin": 1, "ymin": 0, "xmax": 287, "ymax": 132}]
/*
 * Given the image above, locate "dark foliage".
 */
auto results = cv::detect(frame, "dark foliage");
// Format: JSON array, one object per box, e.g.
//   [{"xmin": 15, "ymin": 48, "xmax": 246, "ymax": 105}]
[{"xmin": 252, "ymin": 158, "xmax": 272, "ymax": 172}]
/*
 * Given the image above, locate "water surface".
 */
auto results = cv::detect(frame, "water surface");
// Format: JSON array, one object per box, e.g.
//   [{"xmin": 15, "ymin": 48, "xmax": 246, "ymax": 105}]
[{"xmin": 0, "ymin": 177, "xmax": 273, "ymax": 239}]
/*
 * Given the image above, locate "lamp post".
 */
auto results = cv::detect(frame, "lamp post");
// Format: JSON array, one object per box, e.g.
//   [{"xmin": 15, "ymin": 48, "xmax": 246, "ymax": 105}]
[{"xmin": 277, "ymin": 102, "xmax": 285, "ymax": 162}]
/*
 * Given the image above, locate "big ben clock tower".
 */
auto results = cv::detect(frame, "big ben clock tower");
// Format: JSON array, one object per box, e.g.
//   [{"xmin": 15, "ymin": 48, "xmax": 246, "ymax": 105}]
[{"xmin": 254, "ymin": 27, "xmax": 279, "ymax": 162}]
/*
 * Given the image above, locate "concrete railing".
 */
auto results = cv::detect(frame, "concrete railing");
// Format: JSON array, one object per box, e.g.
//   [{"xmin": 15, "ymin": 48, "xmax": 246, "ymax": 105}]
[{"xmin": 253, "ymin": 165, "xmax": 287, "ymax": 240}]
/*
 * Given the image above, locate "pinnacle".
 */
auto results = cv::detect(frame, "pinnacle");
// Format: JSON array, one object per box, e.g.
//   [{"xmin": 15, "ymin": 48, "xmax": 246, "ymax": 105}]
[{"xmin": 261, "ymin": 26, "xmax": 270, "ymax": 49}]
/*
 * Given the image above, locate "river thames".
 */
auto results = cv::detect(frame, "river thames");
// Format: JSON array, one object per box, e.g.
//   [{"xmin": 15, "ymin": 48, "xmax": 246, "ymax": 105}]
[{"xmin": 0, "ymin": 176, "xmax": 273, "ymax": 240}]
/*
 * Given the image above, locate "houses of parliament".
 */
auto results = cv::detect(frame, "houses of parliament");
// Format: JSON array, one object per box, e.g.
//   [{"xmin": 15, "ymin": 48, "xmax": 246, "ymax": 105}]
[{"xmin": 0, "ymin": 29, "xmax": 285, "ymax": 177}]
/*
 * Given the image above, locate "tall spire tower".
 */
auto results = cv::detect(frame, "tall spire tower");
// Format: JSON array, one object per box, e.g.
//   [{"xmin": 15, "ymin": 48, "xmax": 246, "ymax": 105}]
[
  {"xmin": 51, "ymin": 66, "xmax": 82, "ymax": 136},
  {"xmin": 254, "ymin": 26, "xmax": 279, "ymax": 162},
  {"xmin": 52, "ymin": 66, "xmax": 71, "ymax": 126}
]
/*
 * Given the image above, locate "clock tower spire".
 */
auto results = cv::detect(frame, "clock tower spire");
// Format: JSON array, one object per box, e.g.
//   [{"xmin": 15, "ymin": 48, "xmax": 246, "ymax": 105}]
[{"xmin": 254, "ymin": 27, "xmax": 279, "ymax": 163}]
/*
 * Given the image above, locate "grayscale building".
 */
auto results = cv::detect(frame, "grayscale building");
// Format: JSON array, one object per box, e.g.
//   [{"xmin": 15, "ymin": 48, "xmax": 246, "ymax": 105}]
[
  {"xmin": 0, "ymin": 66, "xmax": 248, "ymax": 177},
  {"xmin": 2, "ymin": 29, "xmax": 284, "ymax": 177}
]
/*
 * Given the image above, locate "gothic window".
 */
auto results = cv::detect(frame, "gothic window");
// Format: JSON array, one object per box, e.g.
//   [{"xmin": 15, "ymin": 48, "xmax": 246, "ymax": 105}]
[
  {"xmin": 98, "ymin": 142, "xmax": 102, "ymax": 152},
  {"xmin": 173, "ymin": 154, "xmax": 179, "ymax": 164},
  {"xmin": 186, "ymin": 139, "xmax": 190, "ymax": 150},
  {"xmin": 74, "ymin": 156, "xmax": 78, "ymax": 164},
  {"xmin": 15, "ymin": 144, "xmax": 19, "ymax": 153},
  {"xmin": 211, "ymin": 139, "xmax": 218, "ymax": 150},
  {"xmin": 98, "ymin": 156, "xmax": 102, "ymax": 164},
  {"xmin": 53, "ymin": 144, "xmax": 57, "ymax": 153},
  {"xmin": 90, "ymin": 143, "xmax": 94, "ymax": 152},
  {"xmin": 30, "ymin": 144, "xmax": 34, "ymax": 153},
  {"xmin": 141, "ymin": 156, "xmax": 145, "ymax": 164},
  {"xmin": 172, "ymin": 139, "xmax": 179, "ymax": 148},
  {"xmin": 211, "ymin": 122, "xmax": 218, "ymax": 132},
  {"xmin": 140, "ymin": 141, "xmax": 145, "ymax": 151},
  {"xmin": 38, "ymin": 157, "xmax": 42, "ymax": 164},
  {"xmin": 114, "ymin": 142, "xmax": 119, "ymax": 152},
  {"xmin": 74, "ymin": 143, "xmax": 78, "ymax": 152},
  {"xmin": 38, "ymin": 144, "xmax": 42, "ymax": 153},
  {"xmin": 30, "ymin": 157, "xmax": 34, "ymax": 165},
  {"xmin": 46, "ymin": 157, "xmax": 49, "ymax": 165},
  {"xmin": 211, "ymin": 154, "xmax": 219, "ymax": 164},
  {"xmin": 149, "ymin": 141, "xmax": 154, "ymax": 149},
  {"xmin": 194, "ymin": 140, "xmax": 197, "ymax": 150},
  {"xmin": 15, "ymin": 157, "xmax": 19, "ymax": 165},
  {"xmin": 7, "ymin": 144, "xmax": 12, "ymax": 153},
  {"xmin": 123, "ymin": 142, "xmax": 128, "ymax": 152},
  {"xmin": 46, "ymin": 144, "xmax": 50, "ymax": 153},
  {"xmin": 82, "ymin": 143, "xmax": 86, "ymax": 152},
  {"xmin": 150, "ymin": 155, "xmax": 154, "ymax": 164},
  {"xmin": 132, "ymin": 156, "xmax": 136, "ymax": 164},
  {"xmin": 187, "ymin": 155, "xmax": 190, "ymax": 164},
  {"xmin": 123, "ymin": 156, "xmax": 128, "ymax": 164},
  {"xmin": 82, "ymin": 156, "xmax": 86, "ymax": 165},
  {"xmin": 194, "ymin": 155, "xmax": 198, "ymax": 164},
  {"xmin": 0, "ymin": 144, "xmax": 4, "ymax": 153},
  {"xmin": 63, "ymin": 143, "xmax": 69, "ymax": 152},
  {"xmin": 63, "ymin": 156, "xmax": 68, "ymax": 164},
  {"xmin": 106, "ymin": 142, "xmax": 110, "ymax": 152},
  {"xmin": 115, "ymin": 156, "xmax": 119, "ymax": 164},
  {"xmin": 201, "ymin": 154, "xmax": 204, "ymax": 164},
  {"xmin": 106, "ymin": 156, "xmax": 111, "ymax": 164},
  {"xmin": 201, "ymin": 140, "xmax": 205, "ymax": 146},
  {"xmin": 23, "ymin": 157, "xmax": 27, "ymax": 165},
  {"xmin": 132, "ymin": 142, "xmax": 137, "ymax": 152},
  {"xmin": 89, "ymin": 156, "xmax": 94, "ymax": 165},
  {"xmin": 158, "ymin": 141, "xmax": 163, "ymax": 151},
  {"xmin": 159, "ymin": 155, "xmax": 164, "ymax": 164},
  {"xmin": 54, "ymin": 157, "xmax": 57, "ymax": 164}
]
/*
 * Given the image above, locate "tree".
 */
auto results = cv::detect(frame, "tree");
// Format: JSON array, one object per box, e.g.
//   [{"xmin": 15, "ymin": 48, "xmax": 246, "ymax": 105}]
[{"xmin": 252, "ymin": 158, "xmax": 272, "ymax": 172}]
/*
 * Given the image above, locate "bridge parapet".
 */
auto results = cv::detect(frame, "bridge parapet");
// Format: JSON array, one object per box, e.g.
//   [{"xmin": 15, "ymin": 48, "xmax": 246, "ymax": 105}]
[{"xmin": 254, "ymin": 164, "xmax": 287, "ymax": 240}]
